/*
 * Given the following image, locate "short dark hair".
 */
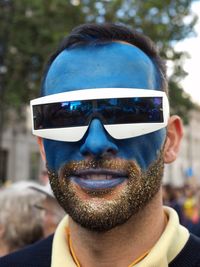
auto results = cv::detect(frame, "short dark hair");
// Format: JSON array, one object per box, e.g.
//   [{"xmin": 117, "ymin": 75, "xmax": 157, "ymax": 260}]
[{"xmin": 41, "ymin": 23, "xmax": 167, "ymax": 95}]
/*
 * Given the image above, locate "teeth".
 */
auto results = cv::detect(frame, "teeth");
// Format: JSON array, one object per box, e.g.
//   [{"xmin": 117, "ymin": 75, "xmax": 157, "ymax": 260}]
[{"xmin": 81, "ymin": 174, "xmax": 115, "ymax": 180}]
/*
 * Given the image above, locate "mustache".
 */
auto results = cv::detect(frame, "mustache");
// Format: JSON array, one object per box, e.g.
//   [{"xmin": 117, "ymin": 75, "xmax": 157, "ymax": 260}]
[{"xmin": 58, "ymin": 158, "xmax": 141, "ymax": 178}]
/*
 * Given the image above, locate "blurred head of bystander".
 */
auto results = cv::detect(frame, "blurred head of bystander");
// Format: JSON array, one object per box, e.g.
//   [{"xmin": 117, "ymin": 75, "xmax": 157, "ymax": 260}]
[
  {"xmin": 0, "ymin": 183, "xmax": 45, "ymax": 257},
  {"xmin": 28, "ymin": 182, "xmax": 65, "ymax": 237}
]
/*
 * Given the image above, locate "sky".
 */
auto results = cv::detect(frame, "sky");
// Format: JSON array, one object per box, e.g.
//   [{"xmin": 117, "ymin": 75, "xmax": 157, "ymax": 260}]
[{"xmin": 175, "ymin": 1, "xmax": 200, "ymax": 105}]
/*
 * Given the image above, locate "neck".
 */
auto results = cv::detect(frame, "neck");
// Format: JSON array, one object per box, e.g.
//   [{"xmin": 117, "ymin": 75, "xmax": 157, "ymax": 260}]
[{"xmin": 69, "ymin": 189, "xmax": 165, "ymax": 267}]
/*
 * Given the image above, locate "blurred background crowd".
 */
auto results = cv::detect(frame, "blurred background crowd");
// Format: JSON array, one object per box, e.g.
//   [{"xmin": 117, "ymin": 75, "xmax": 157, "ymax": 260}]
[{"xmin": 163, "ymin": 182, "xmax": 200, "ymax": 236}]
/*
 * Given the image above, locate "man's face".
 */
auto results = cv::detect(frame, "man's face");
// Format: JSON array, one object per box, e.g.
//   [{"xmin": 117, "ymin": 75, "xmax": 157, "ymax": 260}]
[{"xmin": 42, "ymin": 43, "xmax": 166, "ymax": 231}]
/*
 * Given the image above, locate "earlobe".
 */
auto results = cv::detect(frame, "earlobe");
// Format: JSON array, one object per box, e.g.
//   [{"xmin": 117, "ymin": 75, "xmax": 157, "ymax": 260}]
[
  {"xmin": 163, "ymin": 115, "xmax": 183, "ymax": 164},
  {"xmin": 37, "ymin": 137, "xmax": 46, "ymax": 162}
]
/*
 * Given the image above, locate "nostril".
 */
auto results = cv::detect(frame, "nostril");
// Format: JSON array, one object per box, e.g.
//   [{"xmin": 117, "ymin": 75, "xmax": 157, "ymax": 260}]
[
  {"xmin": 80, "ymin": 140, "xmax": 118, "ymax": 158},
  {"xmin": 80, "ymin": 150, "xmax": 91, "ymax": 157},
  {"xmin": 106, "ymin": 148, "xmax": 118, "ymax": 155}
]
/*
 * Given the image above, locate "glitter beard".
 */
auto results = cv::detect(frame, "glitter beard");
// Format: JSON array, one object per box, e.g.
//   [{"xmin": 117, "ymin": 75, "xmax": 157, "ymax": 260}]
[{"xmin": 48, "ymin": 152, "xmax": 164, "ymax": 232}]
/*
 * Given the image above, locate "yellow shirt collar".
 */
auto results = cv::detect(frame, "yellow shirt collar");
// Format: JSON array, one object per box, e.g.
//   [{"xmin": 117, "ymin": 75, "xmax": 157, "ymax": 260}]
[{"xmin": 51, "ymin": 206, "xmax": 189, "ymax": 267}]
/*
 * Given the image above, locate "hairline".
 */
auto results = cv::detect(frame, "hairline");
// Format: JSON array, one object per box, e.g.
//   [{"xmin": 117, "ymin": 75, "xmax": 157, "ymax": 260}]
[{"xmin": 41, "ymin": 23, "xmax": 168, "ymax": 96}]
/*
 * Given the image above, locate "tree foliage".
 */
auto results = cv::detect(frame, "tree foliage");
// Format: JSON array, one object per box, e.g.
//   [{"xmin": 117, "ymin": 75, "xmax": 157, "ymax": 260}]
[{"xmin": 0, "ymin": 0, "xmax": 198, "ymax": 123}]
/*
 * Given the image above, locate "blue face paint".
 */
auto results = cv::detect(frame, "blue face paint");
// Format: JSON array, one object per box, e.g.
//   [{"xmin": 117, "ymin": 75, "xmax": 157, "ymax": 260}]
[
  {"xmin": 44, "ymin": 43, "xmax": 159, "ymax": 94},
  {"xmin": 43, "ymin": 42, "xmax": 166, "ymax": 176}
]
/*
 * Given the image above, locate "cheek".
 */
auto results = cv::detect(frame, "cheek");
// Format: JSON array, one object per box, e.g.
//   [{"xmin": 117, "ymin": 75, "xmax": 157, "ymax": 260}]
[
  {"xmin": 117, "ymin": 129, "xmax": 166, "ymax": 171},
  {"xmin": 43, "ymin": 140, "xmax": 82, "ymax": 171},
  {"xmin": 43, "ymin": 129, "xmax": 166, "ymax": 172}
]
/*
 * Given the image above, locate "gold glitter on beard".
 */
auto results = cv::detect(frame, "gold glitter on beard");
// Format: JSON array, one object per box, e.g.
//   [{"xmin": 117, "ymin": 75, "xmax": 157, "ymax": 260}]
[{"xmin": 48, "ymin": 152, "xmax": 164, "ymax": 232}]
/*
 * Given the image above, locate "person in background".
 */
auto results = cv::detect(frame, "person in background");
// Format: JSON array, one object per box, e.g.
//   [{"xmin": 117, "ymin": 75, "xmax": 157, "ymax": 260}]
[
  {"xmin": 28, "ymin": 182, "xmax": 65, "ymax": 237},
  {"xmin": 182, "ymin": 183, "xmax": 199, "ymax": 229},
  {"xmin": 0, "ymin": 183, "xmax": 45, "ymax": 257},
  {"xmin": 162, "ymin": 184, "xmax": 186, "ymax": 225}
]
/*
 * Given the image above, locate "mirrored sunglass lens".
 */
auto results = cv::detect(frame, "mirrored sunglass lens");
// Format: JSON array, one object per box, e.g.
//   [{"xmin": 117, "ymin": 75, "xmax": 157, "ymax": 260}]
[
  {"xmin": 102, "ymin": 97, "xmax": 163, "ymax": 124},
  {"xmin": 33, "ymin": 97, "xmax": 163, "ymax": 130},
  {"xmin": 33, "ymin": 100, "xmax": 92, "ymax": 129}
]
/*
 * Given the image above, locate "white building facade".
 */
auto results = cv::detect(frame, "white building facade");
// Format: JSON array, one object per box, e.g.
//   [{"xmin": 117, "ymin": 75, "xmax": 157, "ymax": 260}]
[{"xmin": 0, "ymin": 108, "xmax": 44, "ymax": 184}]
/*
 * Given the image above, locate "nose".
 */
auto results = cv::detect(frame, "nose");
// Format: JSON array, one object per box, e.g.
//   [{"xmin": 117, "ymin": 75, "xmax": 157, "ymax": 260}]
[{"xmin": 80, "ymin": 119, "xmax": 119, "ymax": 158}]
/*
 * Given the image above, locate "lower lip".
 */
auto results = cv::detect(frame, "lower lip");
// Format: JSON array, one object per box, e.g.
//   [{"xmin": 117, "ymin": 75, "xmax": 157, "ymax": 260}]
[{"xmin": 71, "ymin": 177, "xmax": 126, "ymax": 190}]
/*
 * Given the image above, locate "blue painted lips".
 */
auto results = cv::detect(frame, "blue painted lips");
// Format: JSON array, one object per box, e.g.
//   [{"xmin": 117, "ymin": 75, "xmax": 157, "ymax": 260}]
[{"xmin": 70, "ymin": 169, "xmax": 127, "ymax": 190}]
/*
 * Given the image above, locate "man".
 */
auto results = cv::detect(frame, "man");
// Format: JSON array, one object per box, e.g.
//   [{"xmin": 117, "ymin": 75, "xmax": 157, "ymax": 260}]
[{"xmin": 1, "ymin": 23, "xmax": 200, "ymax": 267}]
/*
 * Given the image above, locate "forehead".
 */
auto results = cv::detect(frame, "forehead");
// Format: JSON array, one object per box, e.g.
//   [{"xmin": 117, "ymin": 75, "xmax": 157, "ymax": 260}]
[{"xmin": 44, "ymin": 42, "xmax": 159, "ymax": 95}]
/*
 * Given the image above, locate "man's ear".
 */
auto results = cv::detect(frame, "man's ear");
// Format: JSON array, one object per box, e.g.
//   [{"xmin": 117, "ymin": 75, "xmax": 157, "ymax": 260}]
[
  {"xmin": 37, "ymin": 137, "xmax": 46, "ymax": 162},
  {"xmin": 163, "ymin": 115, "xmax": 183, "ymax": 164}
]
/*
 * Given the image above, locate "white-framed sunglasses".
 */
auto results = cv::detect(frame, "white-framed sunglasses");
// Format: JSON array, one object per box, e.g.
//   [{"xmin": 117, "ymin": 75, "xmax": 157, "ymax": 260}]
[{"xmin": 30, "ymin": 88, "xmax": 169, "ymax": 142}]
